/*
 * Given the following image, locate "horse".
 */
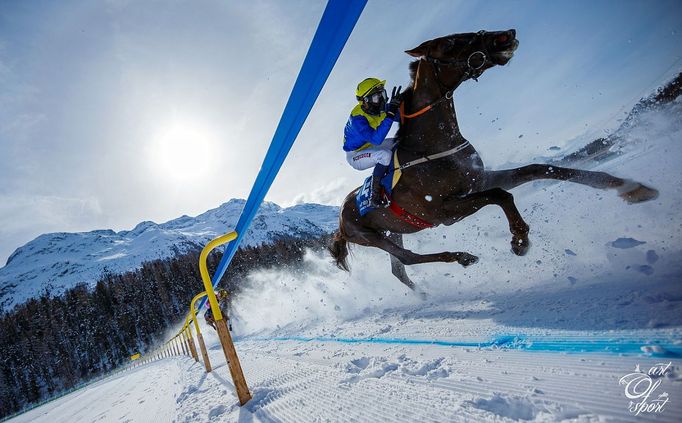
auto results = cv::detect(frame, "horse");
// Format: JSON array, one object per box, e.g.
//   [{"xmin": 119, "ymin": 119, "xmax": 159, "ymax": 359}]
[{"xmin": 329, "ymin": 29, "xmax": 659, "ymax": 291}]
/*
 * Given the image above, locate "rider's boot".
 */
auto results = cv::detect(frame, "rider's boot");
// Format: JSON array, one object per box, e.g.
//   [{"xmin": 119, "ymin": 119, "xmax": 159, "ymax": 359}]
[{"xmin": 369, "ymin": 164, "xmax": 389, "ymax": 208}]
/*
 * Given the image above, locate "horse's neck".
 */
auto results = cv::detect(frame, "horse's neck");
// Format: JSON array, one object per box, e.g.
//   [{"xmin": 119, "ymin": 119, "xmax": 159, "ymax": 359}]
[{"xmin": 400, "ymin": 60, "xmax": 465, "ymax": 154}]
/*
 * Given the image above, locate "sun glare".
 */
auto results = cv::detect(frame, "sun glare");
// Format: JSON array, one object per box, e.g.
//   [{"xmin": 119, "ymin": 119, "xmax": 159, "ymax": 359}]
[{"xmin": 149, "ymin": 120, "xmax": 218, "ymax": 183}]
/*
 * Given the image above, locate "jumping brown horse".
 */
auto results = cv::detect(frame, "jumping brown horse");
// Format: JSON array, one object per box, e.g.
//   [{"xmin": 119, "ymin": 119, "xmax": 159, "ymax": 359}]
[{"xmin": 329, "ymin": 29, "xmax": 658, "ymax": 291}]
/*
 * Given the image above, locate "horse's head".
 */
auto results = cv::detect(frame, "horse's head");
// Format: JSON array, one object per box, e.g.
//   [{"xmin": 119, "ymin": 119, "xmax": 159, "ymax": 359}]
[{"xmin": 406, "ymin": 30, "xmax": 519, "ymax": 84}]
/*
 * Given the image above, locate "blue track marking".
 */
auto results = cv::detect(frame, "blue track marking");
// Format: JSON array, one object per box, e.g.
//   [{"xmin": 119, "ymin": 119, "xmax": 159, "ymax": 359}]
[{"xmin": 239, "ymin": 335, "xmax": 682, "ymax": 357}]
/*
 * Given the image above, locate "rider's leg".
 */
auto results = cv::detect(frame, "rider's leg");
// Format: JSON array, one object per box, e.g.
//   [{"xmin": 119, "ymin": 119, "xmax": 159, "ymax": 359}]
[{"xmin": 347, "ymin": 146, "xmax": 393, "ymax": 207}]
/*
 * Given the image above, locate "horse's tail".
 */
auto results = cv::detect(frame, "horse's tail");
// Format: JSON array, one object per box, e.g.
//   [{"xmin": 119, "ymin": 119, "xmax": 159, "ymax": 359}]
[{"xmin": 328, "ymin": 230, "xmax": 350, "ymax": 272}]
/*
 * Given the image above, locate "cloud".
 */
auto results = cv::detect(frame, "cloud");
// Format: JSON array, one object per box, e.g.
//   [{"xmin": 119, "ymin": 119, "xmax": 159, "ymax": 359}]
[{"xmin": 291, "ymin": 177, "xmax": 352, "ymax": 206}]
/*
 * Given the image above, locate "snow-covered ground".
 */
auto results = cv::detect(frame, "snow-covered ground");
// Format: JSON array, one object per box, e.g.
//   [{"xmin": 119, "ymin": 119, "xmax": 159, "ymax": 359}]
[
  {"xmin": 9, "ymin": 327, "xmax": 681, "ymax": 423},
  {"xmin": 8, "ymin": 100, "xmax": 682, "ymax": 422}
]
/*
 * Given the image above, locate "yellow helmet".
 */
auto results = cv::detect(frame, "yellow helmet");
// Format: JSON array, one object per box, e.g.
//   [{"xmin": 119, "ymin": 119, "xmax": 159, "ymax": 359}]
[
  {"xmin": 217, "ymin": 289, "xmax": 228, "ymax": 299},
  {"xmin": 356, "ymin": 77, "xmax": 386, "ymax": 100}
]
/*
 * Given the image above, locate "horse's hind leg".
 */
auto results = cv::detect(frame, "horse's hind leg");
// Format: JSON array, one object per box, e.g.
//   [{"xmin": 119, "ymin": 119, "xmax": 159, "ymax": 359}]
[
  {"xmin": 444, "ymin": 188, "xmax": 530, "ymax": 256},
  {"xmin": 485, "ymin": 164, "xmax": 658, "ymax": 203}
]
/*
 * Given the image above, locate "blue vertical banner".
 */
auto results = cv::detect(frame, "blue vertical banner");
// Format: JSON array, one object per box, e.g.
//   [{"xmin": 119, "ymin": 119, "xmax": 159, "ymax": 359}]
[{"xmin": 209, "ymin": 0, "xmax": 367, "ymax": 291}]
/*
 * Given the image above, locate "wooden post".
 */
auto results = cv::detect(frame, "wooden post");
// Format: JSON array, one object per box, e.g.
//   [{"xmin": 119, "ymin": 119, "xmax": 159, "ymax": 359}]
[
  {"xmin": 216, "ymin": 318, "xmax": 252, "ymax": 405},
  {"xmin": 183, "ymin": 333, "xmax": 191, "ymax": 357},
  {"xmin": 181, "ymin": 336, "xmax": 188, "ymax": 356},
  {"xmin": 197, "ymin": 333, "xmax": 212, "ymax": 373},
  {"xmin": 188, "ymin": 333, "xmax": 199, "ymax": 362}
]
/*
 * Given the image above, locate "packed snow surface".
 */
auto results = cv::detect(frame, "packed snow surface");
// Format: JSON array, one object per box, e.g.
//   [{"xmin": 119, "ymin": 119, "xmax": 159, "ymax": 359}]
[{"xmin": 9, "ymin": 97, "xmax": 682, "ymax": 422}]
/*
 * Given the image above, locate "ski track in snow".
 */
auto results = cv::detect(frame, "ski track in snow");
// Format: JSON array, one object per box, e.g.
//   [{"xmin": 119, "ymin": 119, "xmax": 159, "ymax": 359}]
[{"xmin": 9, "ymin": 339, "xmax": 682, "ymax": 423}]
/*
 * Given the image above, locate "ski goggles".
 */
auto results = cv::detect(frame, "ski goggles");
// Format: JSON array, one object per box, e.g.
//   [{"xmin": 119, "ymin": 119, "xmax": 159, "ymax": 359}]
[{"xmin": 364, "ymin": 88, "xmax": 387, "ymax": 104}]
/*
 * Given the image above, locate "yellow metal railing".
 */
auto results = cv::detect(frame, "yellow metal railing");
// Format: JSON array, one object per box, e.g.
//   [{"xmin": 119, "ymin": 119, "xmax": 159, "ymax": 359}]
[
  {"xmin": 198, "ymin": 231, "xmax": 251, "ymax": 405},
  {"xmin": 121, "ymin": 230, "xmax": 250, "ymax": 406}
]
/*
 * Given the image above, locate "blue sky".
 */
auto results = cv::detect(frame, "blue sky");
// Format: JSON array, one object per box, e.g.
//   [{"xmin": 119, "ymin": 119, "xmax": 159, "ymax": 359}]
[{"xmin": 1, "ymin": 0, "xmax": 681, "ymax": 264}]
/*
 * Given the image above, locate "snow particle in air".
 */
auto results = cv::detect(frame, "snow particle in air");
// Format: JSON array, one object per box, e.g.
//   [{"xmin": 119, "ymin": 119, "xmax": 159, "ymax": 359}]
[{"xmin": 425, "ymin": 195, "xmax": 433, "ymax": 202}]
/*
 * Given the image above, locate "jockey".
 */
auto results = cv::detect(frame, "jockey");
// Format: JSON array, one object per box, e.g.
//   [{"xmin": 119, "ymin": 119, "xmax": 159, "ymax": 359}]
[{"xmin": 344, "ymin": 77, "xmax": 402, "ymax": 208}]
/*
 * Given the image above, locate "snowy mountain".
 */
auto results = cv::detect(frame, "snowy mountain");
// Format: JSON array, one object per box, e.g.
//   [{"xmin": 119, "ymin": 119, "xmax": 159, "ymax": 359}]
[{"xmin": 0, "ymin": 199, "xmax": 338, "ymax": 311}]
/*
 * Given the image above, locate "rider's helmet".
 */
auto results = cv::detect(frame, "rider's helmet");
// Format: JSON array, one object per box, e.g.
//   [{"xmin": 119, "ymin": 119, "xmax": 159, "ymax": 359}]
[
  {"xmin": 356, "ymin": 77, "xmax": 387, "ymax": 115},
  {"xmin": 217, "ymin": 289, "xmax": 228, "ymax": 300}
]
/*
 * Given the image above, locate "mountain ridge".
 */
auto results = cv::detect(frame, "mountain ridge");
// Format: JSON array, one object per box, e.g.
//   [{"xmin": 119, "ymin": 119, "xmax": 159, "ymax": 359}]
[{"xmin": 0, "ymin": 199, "xmax": 338, "ymax": 310}]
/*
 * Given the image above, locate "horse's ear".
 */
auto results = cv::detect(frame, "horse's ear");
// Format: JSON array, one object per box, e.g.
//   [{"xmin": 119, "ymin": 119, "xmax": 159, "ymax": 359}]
[{"xmin": 405, "ymin": 40, "xmax": 430, "ymax": 57}]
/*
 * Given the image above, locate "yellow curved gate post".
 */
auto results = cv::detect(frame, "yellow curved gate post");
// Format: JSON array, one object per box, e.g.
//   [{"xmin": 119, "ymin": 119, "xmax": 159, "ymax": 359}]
[
  {"xmin": 189, "ymin": 291, "xmax": 212, "ymax": 373},
  {"xmin": 190, "ymin": 291, "xmax": 212, "ymax": 372},
  {"xmin": 200, "ymin": 231, "xmax": 251, "ymax": 405}
]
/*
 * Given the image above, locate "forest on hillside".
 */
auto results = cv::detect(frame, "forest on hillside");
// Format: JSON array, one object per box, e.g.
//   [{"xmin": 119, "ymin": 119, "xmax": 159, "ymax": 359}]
[{"xmin": 0, "ymin": 235, "xmax": 330, "ymax": 419}]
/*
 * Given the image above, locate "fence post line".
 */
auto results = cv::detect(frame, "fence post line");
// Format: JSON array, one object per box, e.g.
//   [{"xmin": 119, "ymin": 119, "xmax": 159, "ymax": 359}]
[
  {"xmin": 197, "ymin": 332, "xmax": 212, "ymax": 372},
  {"xmin": 187, "ymin": 327, "xmax": 199, "ymax": 362},
  {"xmin": 199, "ymin": 232, "xmax": 251, "ymax": 405},
  {"xmin": 176, "ymin": 337, "xmax": 183, "ymax": 355},
  {"xmin": 181, "ymin": 332, "xmax": 189, "ymax": 356},
  {"xmin": 182, "ymin": 329, "xmax": 190, "ymax": 356},
  {"xmin": 190, "ymin": 291, "xmax": 212, "ymax": 372}
]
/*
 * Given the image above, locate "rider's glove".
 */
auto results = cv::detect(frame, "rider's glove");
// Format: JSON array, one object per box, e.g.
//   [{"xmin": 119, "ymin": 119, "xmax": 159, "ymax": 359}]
[{"xmin": 385, "ymin": 86, "xmax": 402, "ymax": 121}]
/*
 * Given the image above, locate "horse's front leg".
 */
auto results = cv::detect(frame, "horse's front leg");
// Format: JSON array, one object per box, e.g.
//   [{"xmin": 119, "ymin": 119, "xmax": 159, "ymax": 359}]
[
  {"xmin": 443, "ymin": 188, "xmax": 530, "ymax": 255},
  {"xmin": 353, "ymin": 228, "xmax": 478, "ymax": 267},
  {"xmin": 485, "ymin": 164, "xmax": 658, "ymax": 203}
]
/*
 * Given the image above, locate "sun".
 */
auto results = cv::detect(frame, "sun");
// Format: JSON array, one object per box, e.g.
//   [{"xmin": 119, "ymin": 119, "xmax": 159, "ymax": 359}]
[{"xmin": 149, "ymin": 119, "xmax": 218, "ymax": 183}]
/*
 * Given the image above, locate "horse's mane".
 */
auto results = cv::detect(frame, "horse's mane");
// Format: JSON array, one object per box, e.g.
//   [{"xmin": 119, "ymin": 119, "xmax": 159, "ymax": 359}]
[
  {"xmin": 408, "ymin": 60, "xmax": 419, "ymax": 85},
  {"xmin": 395, "ymin": 60, "xmax": 420, "ymax": 141}
]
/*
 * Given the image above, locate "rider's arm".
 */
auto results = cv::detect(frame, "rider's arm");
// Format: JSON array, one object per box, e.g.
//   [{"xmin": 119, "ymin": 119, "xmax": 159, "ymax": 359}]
[{"xmin": 350, "ymin": 115, "xmax": 394, "ymax": 146}]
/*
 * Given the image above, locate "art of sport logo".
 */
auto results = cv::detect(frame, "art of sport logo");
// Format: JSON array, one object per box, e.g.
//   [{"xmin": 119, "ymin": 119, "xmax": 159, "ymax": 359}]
[{"xmin": 619, "ymin": 362, "xmax": 672, "ymax": 416}]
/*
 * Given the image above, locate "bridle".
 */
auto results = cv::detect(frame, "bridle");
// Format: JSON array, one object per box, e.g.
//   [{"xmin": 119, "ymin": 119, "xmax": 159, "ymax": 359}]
[
  {"xmin": 401, "ymin": 31, "xmax": 491, "ymax": 122},
  {"xmin": 396, "ymin": 31, "xmax": 495, "ymax": 170},
  {"xmin": 426, "ymin": 30, "xmax": 491, "ymax": 85}
]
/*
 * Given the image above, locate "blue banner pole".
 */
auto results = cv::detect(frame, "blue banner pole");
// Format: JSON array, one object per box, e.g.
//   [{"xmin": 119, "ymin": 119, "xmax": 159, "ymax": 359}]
[{"xmin": 198, "ymin": 0, "xmax": 366, "ymax": 308}]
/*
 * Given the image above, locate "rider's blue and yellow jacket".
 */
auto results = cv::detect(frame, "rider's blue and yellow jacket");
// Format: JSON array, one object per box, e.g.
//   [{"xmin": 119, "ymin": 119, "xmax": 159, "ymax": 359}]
[{"xmin": 343, "ymin": 104, "xmax": 396, "ymax": 152}]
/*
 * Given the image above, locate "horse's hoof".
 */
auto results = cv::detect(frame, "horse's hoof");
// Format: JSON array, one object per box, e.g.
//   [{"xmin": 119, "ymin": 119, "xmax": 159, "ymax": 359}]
[
  {"xmin": 618, "ymin": 181, "xmax": 659, "ymax": 204},
  {"xmin": 456, "ymin": 252, "xmax": 479, "ymax": 267},
  {"xmin": 511, "ymin": 236, "xmax": 530, "ymax": 256}
]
